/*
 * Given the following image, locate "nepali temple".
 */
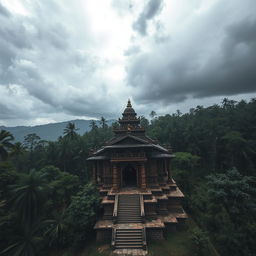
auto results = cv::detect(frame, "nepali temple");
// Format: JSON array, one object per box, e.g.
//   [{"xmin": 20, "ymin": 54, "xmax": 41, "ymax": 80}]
[{"xmin": 87, "ymin": 100, "xmax": 187, "ymax": 253}]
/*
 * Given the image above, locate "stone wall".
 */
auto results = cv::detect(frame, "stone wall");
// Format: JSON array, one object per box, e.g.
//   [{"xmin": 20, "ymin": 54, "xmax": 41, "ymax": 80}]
[
  {"xmin": 96, "ymin": 229, "xmax": 112, "ymax": 242},
  {"xmin": 146, "ymin": 228, "xmax": 164, "ymax": 240}
]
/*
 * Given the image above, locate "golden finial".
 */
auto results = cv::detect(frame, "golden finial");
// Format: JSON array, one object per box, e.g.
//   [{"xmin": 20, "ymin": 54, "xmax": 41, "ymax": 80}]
[{"xmin": 127, "ymin": 99, "xmax": 132, "ymax": 108}]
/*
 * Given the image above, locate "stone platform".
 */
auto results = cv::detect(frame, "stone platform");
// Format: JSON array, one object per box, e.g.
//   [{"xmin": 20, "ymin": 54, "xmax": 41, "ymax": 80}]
[{"xmin": 112, "ymin": 249, "xmax": 148, "ymax": 256}]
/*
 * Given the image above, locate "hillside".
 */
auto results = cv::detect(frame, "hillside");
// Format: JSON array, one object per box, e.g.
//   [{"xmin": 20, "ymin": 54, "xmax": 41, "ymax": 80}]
[{"xmin": 0, "ymin": 119, "xmax": 115, "ymax": 142}]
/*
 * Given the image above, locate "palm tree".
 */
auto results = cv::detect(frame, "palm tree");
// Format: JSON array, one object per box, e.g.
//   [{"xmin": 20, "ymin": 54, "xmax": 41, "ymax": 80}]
[
  {"xmin": 0, "ymin": 130, "xmax": 14, "ymax": 161},
  {"xmin": 100, "ymin": 117, "xmax": 107, "ymax": 129},
  {"xmin": 63, "ymin": 122, "xmax": 78, "ymax": 139},
  {"xmin": 9, "ymin": 170, "xmax": 49, "ymax": 226},
  {"xmin": 10, "ymin": 142, "xmax": 26, "ymax": 170},
  {"xmin": 1, "ymin": 223, "xmax": 43, "ymax": 256},
  {"xmin": 44, "ymin": 211, "xmax": 68, "ymax": 246},
  {"xmin": 89, "ymin": 120, "xmax": 98, "ymax": 130}
]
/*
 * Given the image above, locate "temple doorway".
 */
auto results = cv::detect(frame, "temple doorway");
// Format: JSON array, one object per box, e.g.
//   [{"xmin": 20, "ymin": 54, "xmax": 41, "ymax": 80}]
[{"xmin": 122, "ymin": 164, "xmax": 137, "ymax": 187}]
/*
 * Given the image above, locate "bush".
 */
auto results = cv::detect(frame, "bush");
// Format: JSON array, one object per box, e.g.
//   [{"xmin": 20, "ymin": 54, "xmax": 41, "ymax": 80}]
[
  {"xmin": 191, "ymin": 227, "xmax": 209, "ymax": 256},
  {"xmin": 64, "ymin": 183, "xmax": 101, "ymax": 248}
]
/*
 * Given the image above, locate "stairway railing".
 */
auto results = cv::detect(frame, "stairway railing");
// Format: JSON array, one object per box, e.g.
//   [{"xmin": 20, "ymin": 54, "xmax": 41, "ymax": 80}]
[
  {"xmin": 113, "ymin": 194, "xmax": 119, "ymax": 224},
  {"xmin": 140, "ymin": 194, "xmax": 145, "ymax": 223},
  {"xmin": 111, "ymin": 227, "xmax": 116, "ymax": 249},
  {"xmin": 142, "ymin": 227, "xmax": 147, "ymax": 250}
]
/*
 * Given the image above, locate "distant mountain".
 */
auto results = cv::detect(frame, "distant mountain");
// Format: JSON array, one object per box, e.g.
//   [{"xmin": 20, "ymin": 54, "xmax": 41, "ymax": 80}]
[{"xmin": 0, "ymin": 119, "xmax": 115, "ymax": 142}]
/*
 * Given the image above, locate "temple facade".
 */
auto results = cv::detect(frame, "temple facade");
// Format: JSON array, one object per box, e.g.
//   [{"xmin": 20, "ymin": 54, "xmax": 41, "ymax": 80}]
[{"xmin": 87, "ymin": 100, "xmax": 187, "ymax": 253}]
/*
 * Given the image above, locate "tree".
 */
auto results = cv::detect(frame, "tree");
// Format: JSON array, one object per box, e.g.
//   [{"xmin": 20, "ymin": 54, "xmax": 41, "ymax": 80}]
[
  {"xmin": 89, "ymin": 120, "xmax": 98, "ymax": 130},
  {"xmin": 0, "ymin": 130, "xmax": 14, "ymax": 161},
  {"xmin": 1, "ymin": 223, "xmax": 43, "ymax": 256},
  {"xmin": 44, "ymin": 211, "xmax": 68, "ymax": 247},
  {"xmin": 149, "ymin": 110, "xmax": 157, "ymax": 119},
  {"xmin": 140, "ymin": 116, "xmax": 149, "ymax": 129},
  {"xmin": 191, "ymin": 227, "xmax": 209, "ymax": 256},
  {"xmin": 10, "ymin": 142, "xmax": 26, "ymax": 170},
  {"xmin": 23, "ymin": 133, "xmax": 41, "ymax": 152},
  {"xmin": 64, "ymin": 183, "xmax": 101, "ymax": 248},
  {"xmin": 100, "ymin": 117, "xmax": 107, "ymax": 129},
  {"xmin": 9, "ymin": 170, "xmax": 49, "ymax": 226},
  {"xmin": 63, "ymin": 122, "xmax": 79, "ymax": 139},
  {"xmin": 191, "ymin": 168, "xmax": 256, "ymax": 256}
]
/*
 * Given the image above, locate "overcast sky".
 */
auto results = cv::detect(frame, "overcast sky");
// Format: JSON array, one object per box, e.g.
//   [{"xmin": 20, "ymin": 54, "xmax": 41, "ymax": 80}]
[{"xmin": 0, "ymin": 0, "xmax": 256, "ymax": 126}]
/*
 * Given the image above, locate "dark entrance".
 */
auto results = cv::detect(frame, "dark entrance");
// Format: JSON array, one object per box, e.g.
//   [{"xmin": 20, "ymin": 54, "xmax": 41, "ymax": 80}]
[{"xmin": 122, "ymin": 165, "xmax": 137, "ymax": 187}]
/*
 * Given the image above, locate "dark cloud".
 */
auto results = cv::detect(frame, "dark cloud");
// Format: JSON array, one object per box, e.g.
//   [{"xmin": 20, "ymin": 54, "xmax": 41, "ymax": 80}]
[
  {"xmin": 0, "ymin": 3, "xmax": 10, "ymax": 17},
  {"xmin": 1, "ymin": 0, "xmax": 256, "ymax": 126},
  {"xmin": 128, "ymin": 1, "xmax": 256, "ymax": 104},
  {"xmin": 0, "ymin": 1, "xmax": 121, "ymax": 125},
  {"xmin": 133, "ymin": 0, "xmax": 163, "ymax": 35}
]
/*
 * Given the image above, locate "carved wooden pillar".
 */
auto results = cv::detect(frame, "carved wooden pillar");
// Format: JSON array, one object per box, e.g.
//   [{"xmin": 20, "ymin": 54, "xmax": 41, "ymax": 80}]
[
  {"xmin": 103, "ymin": 161, "xmax": 106, "ymax": 186},
  {"xmin": 112, "ymin": 164, "xmax": 118, "ymax": 191},
  {"xmin": 140, "ymin": 163, "xmax": 146, "ymax": 190},
  {"xmin": 95, "ymin": 162, "xmax": 101, "ymax": 184},
  {"xmin": 97, "ymin": 161, "xmax": 101, "ymax": 184},
  {"xmin": 168, "ymin": 159, "xmax": 172, "ymax": 182},
  {"xmin": 93, "ymin": 162, "xmax": 97, "ymax": 184},
  {"xmin": 164, "ymin": 159, "xmax": 168, "ymax": 182}
]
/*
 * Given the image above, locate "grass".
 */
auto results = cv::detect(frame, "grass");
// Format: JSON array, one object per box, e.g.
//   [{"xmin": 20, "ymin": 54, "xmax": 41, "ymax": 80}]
[{"xmin": 148, "ymin": 218, "xmax": 219, "ymax": 256}]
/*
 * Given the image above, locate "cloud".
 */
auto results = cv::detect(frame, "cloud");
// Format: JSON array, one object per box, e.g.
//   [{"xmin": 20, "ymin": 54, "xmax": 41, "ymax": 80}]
[
  {"xmin": 127, "ymin": 0, "xmax": 256, "ymax": 104},
  {"xmin": 124, "ymin": 45, "xmax": 141, "ymax": 56},
  {"xmin": 0, "ymin": 0, "xmax": 256, "ymax": 126},
  {"xmin": 133, "ymin": 0, "xmax": 163, "ymax": 35},
  {"xmin": 0, "ymin": 0, "xmax": 129, "ymax": 125},
  {"xmin": 0, "ymin": 2, "xmax": 10, "ymax": 17}
]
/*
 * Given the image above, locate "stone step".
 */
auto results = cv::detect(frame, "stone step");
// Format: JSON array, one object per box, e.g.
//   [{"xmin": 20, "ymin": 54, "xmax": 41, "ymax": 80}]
[
  {"xmin": 114, "ymin": 226, "xmax": 145, "ymax": 250},
  {"xmin": 116, "ymin": 229, "xmax": 142, "ymax": 232},
  {"xmin": 116, "ymin": 236, "xmax": 142, "ymax": 239},
  {"xmin": 116, "ymin": 235, "xmax": 142, "ymax": 238},
  {"xmin": 117, "ymin": 220, "xmax": 142, "ymax": 222},
  {"xmin": 115, "ymin": 245, "xmax": 143, "ymax": 249}
]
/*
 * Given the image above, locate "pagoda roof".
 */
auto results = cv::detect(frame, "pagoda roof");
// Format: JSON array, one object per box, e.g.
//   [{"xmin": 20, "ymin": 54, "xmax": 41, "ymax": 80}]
[
  {"xmin": 92, "ymin": 134, "xmax": 170, "ymax": 156},
  {"xmin": 87, "ymin": 100, "xmax": 173, "ymax": 159},
  {"xmin": 107, "ymin": 134, "xmax": 155, "ymax": 145}
]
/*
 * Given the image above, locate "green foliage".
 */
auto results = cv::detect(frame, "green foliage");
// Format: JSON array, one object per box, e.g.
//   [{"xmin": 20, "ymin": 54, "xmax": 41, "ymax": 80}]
[
  {"xmin": 64, "ymin": 183, "xmax": 101, "ymax": 248},
  {"xmin": 173, "ymin": 152, "xmax": 200, "ymax": 171},
  {"xmin": 190, "ymin": 227, "xmax": 209, "ymax": 256},
  {"xmin": 9, "ymin": 170, "xmax": 49, "ymax": 226},
  {"xmin": 36, "ymin": 166, "xmax": 80, "ymax": 212},
  {"xmin": 0, "ymin": 162, "xmax": 18, "ymax": 197},
  {"xmin": 63, "ymin": 122, "xmax": 79, "ymax": 139},
  {"xmin": 1, "ymin": 98, "xmax": 256, "ymax": 255},
  {"xmin": 0, "ymin": 130, "xmax": 14, "ymax": 161},
  {"xmin": 190, "ymin": 169, "xmax": 256, "ymax": 256},
  {"xmin": 1, "ymin": 223, "xmax": 43, "ymax": 256}
]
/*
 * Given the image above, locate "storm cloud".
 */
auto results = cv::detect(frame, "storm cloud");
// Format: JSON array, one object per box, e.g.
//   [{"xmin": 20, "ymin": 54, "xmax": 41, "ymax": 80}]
[
  {"xmin": 133, "ymin": 0, "xmax": 163, "ymax": 36},
  {"xmin": 0, "ymin": 0, "xmax": 125, "ymax": 125},
  {"xmin": 0, "ymin": 0, "xmax": 256, "ymax": 126},
  {"xmin": 127, "ymin": 0, "xmax": 256, "ymax": 104}
]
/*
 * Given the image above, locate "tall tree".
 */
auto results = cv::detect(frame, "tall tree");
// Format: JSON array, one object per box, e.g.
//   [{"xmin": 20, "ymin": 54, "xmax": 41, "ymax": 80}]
[
  {"xmin": 0, "ymin": 130, "xmax": 14, "ymax": 161},
  {"xmin": 63, "ymin": 122, "xmax": 79, "ymax": 139},
  {"xmin": 100, "ymin": 117, "xmax": 107, "ymax": 129},
  {"xmin": 89, "ymin": 120, "xmax": 98, "ymax": 130},
  {"xmin": 9, "ymin": 170, "xmax": 49, "ymax": 226},
  {"xmin": 149, "ymin": 110, "xmax": 157, "ymax": 119}
]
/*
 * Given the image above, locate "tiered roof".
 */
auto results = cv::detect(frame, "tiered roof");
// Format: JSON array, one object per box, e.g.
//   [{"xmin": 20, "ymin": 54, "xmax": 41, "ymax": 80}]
[{"xmin": 87, "ymin": 100, "xmax": 174, "ymax": 160}]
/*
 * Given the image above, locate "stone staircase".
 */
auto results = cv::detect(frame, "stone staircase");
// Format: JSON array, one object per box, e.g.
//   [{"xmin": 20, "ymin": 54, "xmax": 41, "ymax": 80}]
[
  {"xmin": 112, "ymin": 194, "xmax": 147, "ymax": 251},
  {"xmin": 117, "ymin": 194, "xmax": 142, "ymax": 224},
  {"xmin": 114, "ymin": 228, "xmax": 145, "ymax": 249}
]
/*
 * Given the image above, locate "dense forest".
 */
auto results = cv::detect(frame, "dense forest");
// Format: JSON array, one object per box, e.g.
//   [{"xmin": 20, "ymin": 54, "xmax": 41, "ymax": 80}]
[{"xmin": 0, "ymin": 98, "xmax": 256, "ymax": 256}]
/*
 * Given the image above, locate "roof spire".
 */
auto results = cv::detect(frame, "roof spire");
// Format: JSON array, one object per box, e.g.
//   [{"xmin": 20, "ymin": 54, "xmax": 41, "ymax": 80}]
[{"xmin": 127, "ymin": 99, "xmax": 132, "ymax": 108}]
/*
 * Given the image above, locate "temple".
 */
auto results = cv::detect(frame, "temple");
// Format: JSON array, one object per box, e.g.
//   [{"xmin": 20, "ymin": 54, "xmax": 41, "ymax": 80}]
[{"xmin": 87, "ymin": 100, "xmax": 187, "ymax": 254}]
